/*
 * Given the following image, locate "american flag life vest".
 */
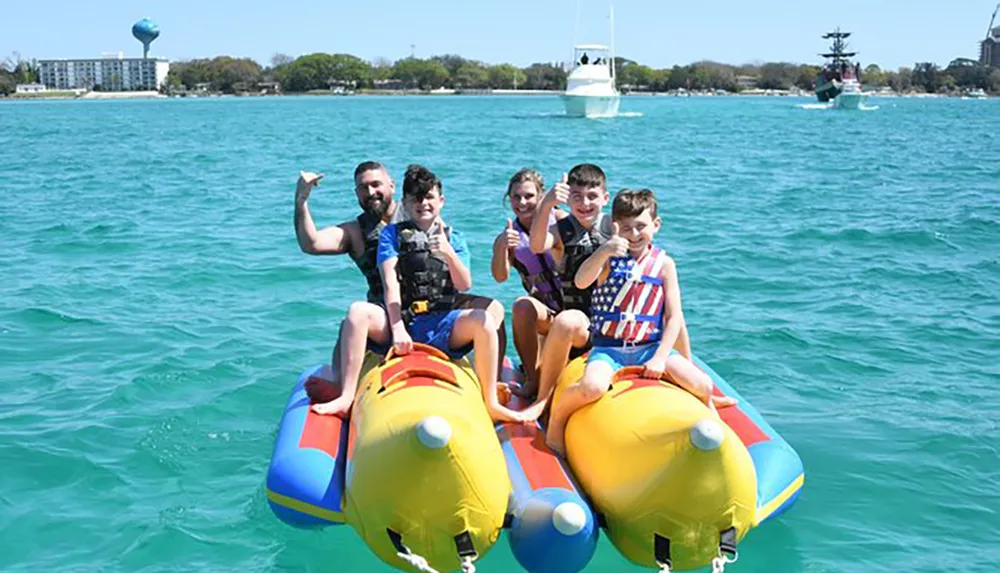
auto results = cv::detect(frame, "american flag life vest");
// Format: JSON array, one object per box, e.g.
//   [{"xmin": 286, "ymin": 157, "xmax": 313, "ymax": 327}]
[{"xmin": 590, "ymin": 246, "xmax": 668, "ymax": 346}]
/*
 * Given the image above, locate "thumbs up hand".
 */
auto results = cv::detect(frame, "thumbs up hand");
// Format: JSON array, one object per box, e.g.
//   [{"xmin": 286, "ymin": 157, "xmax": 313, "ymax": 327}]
[
  {"xmin": 544, "ymin": 172, "xmax": 570, "ymax": 207},
  {"xmin": 504, "ymin": 218, "xmax": 521, "ymax": 249},
  {"xmin": 296, "ymin": 171, "xmax": 324, "ymax": 203},
  {"xmin": 603, "ymin": 222, "xmax": 629, "ymax": 258},
  {"xmin": 429, "ymin": 221, "xmax": 454, "ymax": 260}
]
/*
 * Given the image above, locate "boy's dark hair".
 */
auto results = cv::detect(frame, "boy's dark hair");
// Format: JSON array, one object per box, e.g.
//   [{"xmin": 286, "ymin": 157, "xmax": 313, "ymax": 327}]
[
  {"xmin": 353, "ymin": 160, "xmax": 385, "ymax": 179},
  {"xmin": 612, "ymin": 188, "xmax": 658, "ymax": 220},
  {"xmin": 402, "ymin": 164, "xmax": 442, "ymax": 201},
  {"xmin": 567, "ymin": 163, "xmax": 606, "ymax": 190}
]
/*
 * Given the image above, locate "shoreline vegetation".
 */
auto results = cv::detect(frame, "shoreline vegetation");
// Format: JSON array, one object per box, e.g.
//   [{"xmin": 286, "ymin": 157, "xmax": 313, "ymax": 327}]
[
  {"xmin": 3, "ymin": 87, "xmax": 983, "ymax": 102},
  {"xmin": 4, "ymin": 51, "xmax": 999, "ymax": 99}
]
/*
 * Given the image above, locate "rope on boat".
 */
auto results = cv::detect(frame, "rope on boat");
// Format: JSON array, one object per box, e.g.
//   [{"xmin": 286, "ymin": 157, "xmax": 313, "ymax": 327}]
[
  {"xmin": 395, "ymin": 551, "xmax": 441, "ymax": 573},
  {"xmin": 459, "ymin": 555, "xmax": 476, "ymax": 573},
  {"xmin": 711, "ymin": 552, "xmax": 738, "ymax": 573}
]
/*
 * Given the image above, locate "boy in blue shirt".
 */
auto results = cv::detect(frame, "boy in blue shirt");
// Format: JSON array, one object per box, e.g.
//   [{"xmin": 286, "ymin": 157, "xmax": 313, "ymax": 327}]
[{"xmin": 317, "ymin": 164, "xmax": 526, "ymax": 424}]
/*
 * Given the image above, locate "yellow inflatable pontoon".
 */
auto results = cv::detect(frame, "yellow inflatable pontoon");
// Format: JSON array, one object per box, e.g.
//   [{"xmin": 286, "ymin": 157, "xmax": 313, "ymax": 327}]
[{"xmin": 267, "ymin": 344, "xmax": 510, "ymax": 573}]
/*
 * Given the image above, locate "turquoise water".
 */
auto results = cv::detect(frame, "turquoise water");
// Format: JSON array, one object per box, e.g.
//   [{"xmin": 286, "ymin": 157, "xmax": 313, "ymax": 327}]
[{"xmin": 2, "ymin": 95, "xmax": 998, "ymax": 572}]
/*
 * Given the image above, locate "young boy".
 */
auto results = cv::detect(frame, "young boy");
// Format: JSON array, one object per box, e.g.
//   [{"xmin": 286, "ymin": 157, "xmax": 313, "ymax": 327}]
[
  {"xmin": 544, "ymin": 189, "xmax": 735, "ymax": 453},
  {"xmin": 318, "ymin": 164, "xmax": 526, "ymax": 423},
  {"xmin": 520, "ymin": 164, "xmax": 614, "ymax": 420}
]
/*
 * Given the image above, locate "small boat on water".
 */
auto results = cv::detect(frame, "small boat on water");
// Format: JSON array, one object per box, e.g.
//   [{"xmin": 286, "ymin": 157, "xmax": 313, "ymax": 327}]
[
  {"xmin": 968, "ymin": 88, "xmax": 988, "ymax": 99},
  {"xmin": 562, "ymin": 6, "xmax": 620, "ymax": 118},
  {"xmin": 816, "ymin": 28, "xmax": 868, "ymax": 110}
]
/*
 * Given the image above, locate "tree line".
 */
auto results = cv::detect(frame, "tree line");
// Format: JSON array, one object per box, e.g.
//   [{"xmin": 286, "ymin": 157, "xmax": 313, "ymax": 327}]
[
  {"xmin": 4, "ymin": 49, "xmax": 997, "ymax": 96},
  {"xmin": 0, "ymin": 53, "xmax": 40, "ymax": 95},
  {"xmin": 164, "ymin": 52, "xmax": 1000, "ymax": 95},
  {"xmin": 164, "ymin": 53, "xmax": 566, "ymax": 93}
]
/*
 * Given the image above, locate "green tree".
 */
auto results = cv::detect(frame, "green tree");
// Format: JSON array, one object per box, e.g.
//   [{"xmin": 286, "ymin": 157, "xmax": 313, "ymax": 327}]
[
  {"xmin": 0, "ymin": 74, "xmax": 14, "ymax": 95},
  {"xmin": 687, "ymin": 61, "xmax": 738, "ymax": 91},
  {"xmin": 281, "ymin": 53, "xmax": 370, "ymax": 91},
  {"xmin": 487, "ymin": 64, "xmax": 525, "ymax": 89},
  {"xmin": 431, "ymin": 54, "xmax": 469, "ymax": 77},
  {"xmin": 889, "ymin": 66, "xmax": 913, "ymax": 92},
  {"xmin": 651, "ymin": 68, "xmax": 671, "ymax": 91},
  {"xmin": 667, "ymin": 65, "xmax": 692, "ymax": 90},
  {"xmin": 863, "ymin": 64, "xmax": 887, "ymax": 87},
  {"xmin": 912, "ymin": 62, "xmax": 941, "ymax": 93},
  {"xmin": 522, "ymin": 63, "xmax": 566, "ymax": 90},
  {"xmin": 453, "ymin": 61, "xmax": 489, "ymax": 88},
  {"xmin": 988, "ymin": 69, "xmax": 1000, "ymax": 93},
  {"xmin": 758, "ymin": 62, "xmax": 797, "ymax": 90},
  {"xmin": 392, "ymin": 58, "xmax": 450, "ymax": 89},
  {"xmin": 939, "ymin": 74, "xmax": 957, "ymax": 92},
  {"xmin": 327, "ymin": 53, "xmax": 373, "ymax": 86},
  {"xmin": 211, "ymin": 56, "xmax": 263, "ymax": 93},
  {"xmin": 617, "ymin": 63, "xmax": 655, "ymax": 90},
  {"xmin": 794, "ymin": 64, "xmax": 821, "ymax": 90},
  {"xmin": 945, "ymin": 58, "xmax": 988, "ymax": 89}
]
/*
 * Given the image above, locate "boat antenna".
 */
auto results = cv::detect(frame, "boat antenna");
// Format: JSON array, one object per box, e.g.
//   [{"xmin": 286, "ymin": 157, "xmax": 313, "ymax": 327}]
[
  {"xmin": 610, "ymin": 4, "xmax": 616, "ymax": 81},
  {"xmin": 573, "ymin": 0, "xmax": 581, "ymax": 65}
]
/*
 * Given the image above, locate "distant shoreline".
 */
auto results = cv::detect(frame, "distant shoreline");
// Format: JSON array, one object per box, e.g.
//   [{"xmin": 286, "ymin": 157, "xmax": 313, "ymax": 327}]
[{"xmin": 2, "ymin": 88, "xmax": 976, "ymax": 101}]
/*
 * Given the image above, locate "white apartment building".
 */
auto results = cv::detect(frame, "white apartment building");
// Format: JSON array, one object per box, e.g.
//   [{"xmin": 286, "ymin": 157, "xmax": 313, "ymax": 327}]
[{"xmin": 39, "ymin": 55, "xmax": 170, "ymax": 91}]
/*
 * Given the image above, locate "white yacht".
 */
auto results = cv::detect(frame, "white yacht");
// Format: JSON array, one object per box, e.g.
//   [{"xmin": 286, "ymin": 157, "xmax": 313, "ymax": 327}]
[
  {"xmin": 834, "ymin": 78, "xmax": 868, "ymax": 110},
  {"xmin": 562, "ymin": 5, "xmax": 620, "ymax": 118}
]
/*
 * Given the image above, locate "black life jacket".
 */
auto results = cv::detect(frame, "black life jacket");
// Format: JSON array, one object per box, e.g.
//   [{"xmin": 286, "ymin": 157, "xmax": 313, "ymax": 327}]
[
  {"xmin": 556, "ymin": 213, "xmax": 612, "ymax": 313},
  {"xmin": 396, "ymin": 221, "xmax": 458, "ymax": 323},
  {"xmin": 350, "ymin": 211, "xmax": 387, "ymax": 304}
]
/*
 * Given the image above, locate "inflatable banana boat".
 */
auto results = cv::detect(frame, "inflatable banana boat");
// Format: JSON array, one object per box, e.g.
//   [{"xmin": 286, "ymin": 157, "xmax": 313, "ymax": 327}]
[
  {"xmin": 496, "ymin": 361, "xmax": 599, "ymax": 573},
  {"xmin": 552, "ymin": 354, "xmax": 804, "ymax": 572},
  {"xmin": 267, "ymin": 345, "xmax": 509, "ymax": 572}
]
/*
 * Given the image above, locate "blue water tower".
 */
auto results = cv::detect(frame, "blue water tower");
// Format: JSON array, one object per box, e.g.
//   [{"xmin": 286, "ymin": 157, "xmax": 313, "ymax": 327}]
[{"xmin": 132, "ymin": 18, "xmax": 160, "ymax": 59}]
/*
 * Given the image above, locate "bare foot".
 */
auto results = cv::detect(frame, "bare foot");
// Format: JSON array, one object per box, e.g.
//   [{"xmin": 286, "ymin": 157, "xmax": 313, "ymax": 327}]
[
  {"xmin": 712, "ymin": 395, "xmax": 738, "ymax": 408},
  {"xmin": 311, "ymin": 396, "xmax": 352, "ymax": 417},
  {"xmin": 519, "ymin": 399, "xmax": 547, "ymax": 424},
  {"xmin": 545, "ymin": 425, "xmax": 566, "ymax": 456}
]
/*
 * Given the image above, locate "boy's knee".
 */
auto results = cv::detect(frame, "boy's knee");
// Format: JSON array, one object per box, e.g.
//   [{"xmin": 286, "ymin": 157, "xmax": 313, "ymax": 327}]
[
  {"xmin": 486, "ymin": 298, "xmax": 504, "ymax": 320},
  {"xmin": 578, "ymin": 377, "xmax": 610, "ymax": 402},
  {"xmin": 469, "ymin": 308, "xmax": 496, "ymax": 331},
  {"xmin": 693, "ymin": 375, "xmax": 714, "ymax": 398},
  {"xmin": 346, "ymin": 301, "xmax": 370, "ymax": 324},
  {"xmin": 553, "ymin": 310, "xmax": 587, "ymax": 334}
]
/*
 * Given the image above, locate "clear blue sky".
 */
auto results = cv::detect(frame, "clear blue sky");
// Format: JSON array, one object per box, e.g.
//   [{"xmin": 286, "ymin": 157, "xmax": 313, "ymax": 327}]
[{"xmin": 2, "ymin": 0, "xmax": 996, "ymax": 69}]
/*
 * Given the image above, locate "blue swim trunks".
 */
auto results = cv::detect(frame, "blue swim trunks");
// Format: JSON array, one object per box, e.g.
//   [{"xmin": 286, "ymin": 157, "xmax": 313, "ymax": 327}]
[
  {"xmin": 587, "ymin": 341, "xmax": 666, "ymax": 371},
  {"xmin": 408, "ymin": 309, "xmax": 473, "ymax": 360},
  {"xmin": 364, "ymin": 301, "xmax": 391, "ymax": 355}
]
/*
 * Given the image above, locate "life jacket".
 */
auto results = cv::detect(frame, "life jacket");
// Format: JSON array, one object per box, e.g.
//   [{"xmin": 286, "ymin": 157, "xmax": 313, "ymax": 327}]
[
  {"xmin": 396, "ymin": 221, "xmax": 458, "ymax": 323},
  {"xmin": 509, "ymin": 217, "xmax": 563, "ymax": 312},
  {"xmin": 556, "ymin": 213, "xmax": 613, "ymax": 313},
  {"xmin": 349, "ymin": 206, "xmax": 405, "ymax": 304},
  {"xmin": 590, "ymin": 246, "xmax": 667, "ymax": 346}
]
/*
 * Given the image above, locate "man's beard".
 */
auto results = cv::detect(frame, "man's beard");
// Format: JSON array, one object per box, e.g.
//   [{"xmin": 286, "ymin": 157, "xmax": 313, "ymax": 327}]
[{"xmin": 362, "ymin": 196, "xmax": 389, "ymax": 218}]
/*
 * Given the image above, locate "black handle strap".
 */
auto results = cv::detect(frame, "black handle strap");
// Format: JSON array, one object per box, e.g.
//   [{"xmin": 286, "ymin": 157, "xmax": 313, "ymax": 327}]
[
  {"xmin": 719, "ymin": 527, "xmax": 738, "ymax": 558},
  {"xmin": 455, "ymin": 531, "xmax": 477, "ymax": 559},
  {"xmin": 654, "ymin": 533, "xmax": 672, "ymax": 569},
  {"xmin": 387, "ymin": 528, "xmax": 408, "ymax": 554}
]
